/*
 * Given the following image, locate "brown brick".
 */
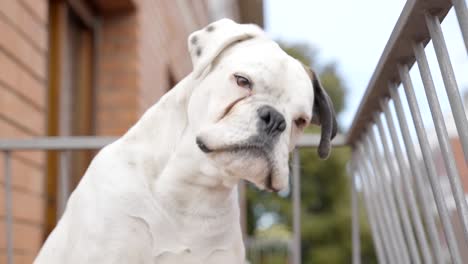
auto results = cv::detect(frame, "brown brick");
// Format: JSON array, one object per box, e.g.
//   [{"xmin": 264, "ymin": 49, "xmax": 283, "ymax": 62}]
[
  {"xmin": 0, "ymin": 17, "xmax": 47, "ymax": 81},
  {"xmin": 452, "ymin": 138, "xmax": 468, "ymax": 193},
  {"xmin": 18, "ymin": 0, "xmax": 48, "ymax": 26},
  {"xmin": 0, "ymin": 122, "xmax": 46, "ymax": 166},
  {"xmin": 0, "ymin": 52, "xmax": 46, "ymax": 109},
  {"xmin": 96, "ymin": 11, "xmax": 140, "ymax": 136},
  {"xmin": 0, "ymin": 0, "xmax": 48, "ymax": 51},
  {"xmin": 0, "ymin": 220, "xmax": 43, "ymax": 252},
  {"xmin": 0, "ymin": 187, "xmax": 45, "ymax": 224},
  {"xmin": 96, "ymin": 108, "xmax": 137, "ymax": 135},
  {"xmin": 0, "ymin": 156, "xmax": 44, "ymax": 195},
  {"xmin": 0, "ymin": 252, "xmax": 37, "ymax": 264},
  {"xmin": 99, "ymin": 90, "xmax": 138, "ymax": 110},
  {"xmin": 0, "ymin": 87, "xmax": 45, "ymax": 135}
]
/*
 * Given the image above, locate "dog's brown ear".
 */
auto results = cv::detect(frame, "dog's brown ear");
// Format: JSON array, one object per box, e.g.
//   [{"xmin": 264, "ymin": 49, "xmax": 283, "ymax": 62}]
[
  {"xmin": 187, "ymin": 19, "xmax": 264, "ymax": 78},
  {"xmin": 304, "ymin": 66, "xmax": 337, "ymax": 159}
]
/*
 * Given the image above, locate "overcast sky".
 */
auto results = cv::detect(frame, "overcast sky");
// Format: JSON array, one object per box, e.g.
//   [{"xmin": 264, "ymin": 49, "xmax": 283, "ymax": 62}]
[{"xmin": 264, "ymin": 0, "xmax": 468, "ymax": 132}]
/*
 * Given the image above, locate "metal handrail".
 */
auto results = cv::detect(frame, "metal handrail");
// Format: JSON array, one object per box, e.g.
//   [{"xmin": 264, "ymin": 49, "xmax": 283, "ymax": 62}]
[
  {"xmin": 346, "ymin": 0, "xmax": 467, "ymax": 150},
  {"xmin": 0, "ymin": 137, "xmax": 117, "ymax": 264},
  {"xmin": 347, "ymin": 0, "xmax": 468, "ymax": 263},
  {"xmin": 0, "ymin": 134, "xmax": 346, "ymax": 151},
  {"xmin": 0, "ymin": 136, "xmax": 118, "ymax": 150},
  {"xmin": 0, "ymin": 133, "xmax": 346, "ymax": 264}
]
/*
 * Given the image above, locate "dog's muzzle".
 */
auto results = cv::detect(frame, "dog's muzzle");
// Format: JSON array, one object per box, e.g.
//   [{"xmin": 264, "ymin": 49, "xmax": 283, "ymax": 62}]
[{"xmin": 195, "ymin": 105, "xmax": 286, "ymax": 154}]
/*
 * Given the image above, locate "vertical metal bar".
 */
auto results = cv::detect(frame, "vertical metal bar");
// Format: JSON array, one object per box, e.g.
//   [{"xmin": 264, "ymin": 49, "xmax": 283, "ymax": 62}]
[
  {"xmin": 238, "ymin": 180, "xmax": 247, "ymax": 243},
  {"xmin": 348, "ymin": 162, "xmax": 361, "ymax": 264},
  {"xmin": 382, "ymin": 100, "xmax": 436, "ymax": 264},
  {"xmin": 366, "ymin": 130, "xmax": 411, "ymax": 264},
  {"xmin": 361, "ymin": 137, "xmax": 407, "ymax": 264},
  {"xmin": 4, "ymin": 151, "xmax": 13, "ymax": 264},
  {"xmin": 292, "ymin": 148, "xmax": 301, "ymax": 264},
  {"xmin": 58, "ymin": 150, "xmax": 71, "ymax": 218},
  {"xmin": 354, "ymin": 150, "xmax": 389, "ymax": 264},
  {"xmin": 359, "ymin": 144, "xmax": 399, "ymax": 262},
  {"xmin": 452, "ymin": 0, "xmax": 468, "ymax": 52},
  {"xmin": 398, "ymin": 64, "xmax": 462, "ymax": 263},
  {"xmin": 375, "ymin": 114, "xmax": 422, "ymax": 264},
  {"xmin": 391, "ymin": 78, "xmax": 461, "ymax": 263},
  {"xmin": 353, "ymin": 156, "xmax": 387, "ymax": 264},
  {"xmin": 413, "ymin": 42, "xmax": 468, "ymax": 243},
  {"xmin": 426, "ymin": 13, "xmax": 468, "ymax": 161}
]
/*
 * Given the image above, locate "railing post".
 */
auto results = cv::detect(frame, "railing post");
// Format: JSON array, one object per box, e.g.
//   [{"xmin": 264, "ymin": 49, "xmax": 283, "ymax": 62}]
[
  {"xmin": 425, "ymin": 13, "xmax": 468, "ymax": 161},
  {"xmin": 4, "ymin": 151, "xmax": 13, "ymax": 264},
  {"xmin": 359, "ymin": 141, "xmax": 404, "ymax": 263},
  {"xmin": 413, "ymin": 42, "xmax": 468, "ymax": 244},
  {"xmin": 354, "ymin": 152, "xmax": 389, "ymax": 264},
  {"xmin": 389, "ymin": 84, "xmax": 447, "ymax": 263},
  {"xmin": 381, "ymin": 101, "xmax": 434, "ymax": 264},
  {"xmin": 291, "ymin": 148, "xmax": 301, "ymax": 264},
  {"xmin": 398, "ymin": 64, "xmax": 462, "ymax": 263},
  {"xmin": 452, "ymin": 0, "xmax": 468, "ymax": 52},
  {"xmin": 375, "ymin": 113, "xmax": 422, "ymax": 264},
  {"xmin": 238, "ymin": 180, "xmax": 247, "ymax": 243},
  {"xmin": 58, "ymin": 150, "xmax": 71, "ymax": 218},
  {"xmin": 348, "ymin": 162, "xmax": 361, "ymax": 264},
  {"xmin": 366, "ymin": 130, "xmax": 411, "ymax": 264}
]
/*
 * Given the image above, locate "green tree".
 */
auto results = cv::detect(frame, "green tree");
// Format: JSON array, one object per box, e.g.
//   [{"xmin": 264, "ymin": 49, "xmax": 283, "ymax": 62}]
[{"xmin": 246, "ymin": 42, "xmax": 377, "ymax": 263}]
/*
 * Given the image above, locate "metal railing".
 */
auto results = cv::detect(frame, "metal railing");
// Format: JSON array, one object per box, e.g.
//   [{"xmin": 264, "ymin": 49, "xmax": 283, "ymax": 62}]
[
  {"xmin": 0, "ymin": 137, "xmax": 117, "ymax": 264},
  {"xmin": 347, "ymin": 0, "xmax": 468, "ymax": 264},
  {"xmin": 0, "ymin": 134, "xmax": 346, "ymax": 264}
]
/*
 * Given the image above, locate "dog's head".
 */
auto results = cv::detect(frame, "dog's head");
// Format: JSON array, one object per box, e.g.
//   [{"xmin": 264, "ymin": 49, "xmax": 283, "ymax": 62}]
[{"xmin": 185, "ymin": 19, "xmax": 337, "ymax": 192}]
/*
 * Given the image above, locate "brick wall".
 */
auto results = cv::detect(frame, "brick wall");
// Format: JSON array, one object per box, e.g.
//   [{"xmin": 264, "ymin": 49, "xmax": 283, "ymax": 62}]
[
  {"xmin": 96, "ymin": 0, "xmax": 213, "ymax": 135},
  {"xmin": 136, "ymin": 0, "xmax": 211, "ymax": 115},
  {"xmin": 0, "ymin": 0, "xmax": 48, "ymax": 263},
  {"xmin": 96, "ymin": 12, "xmax": 140, "ymax": 135}
]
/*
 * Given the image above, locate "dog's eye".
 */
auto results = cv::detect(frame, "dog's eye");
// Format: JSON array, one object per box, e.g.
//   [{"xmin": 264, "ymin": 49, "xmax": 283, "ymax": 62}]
[
  {"xmin": 234, "ymin": 74, "xmax": 252, "ymax": 89},
  {"xmin": 294, "ymin": 117, "xmax": 307, "ymax": 128}
]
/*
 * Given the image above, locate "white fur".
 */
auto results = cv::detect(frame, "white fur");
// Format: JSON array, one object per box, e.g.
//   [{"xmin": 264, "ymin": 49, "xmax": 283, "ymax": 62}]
[{"xmin": 35, "ymin": 19, "xmax": 315, "ymax": 263}]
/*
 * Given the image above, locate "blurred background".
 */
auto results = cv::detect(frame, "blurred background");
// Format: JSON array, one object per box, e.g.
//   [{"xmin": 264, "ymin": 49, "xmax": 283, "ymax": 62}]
[{"xmin": 0, "ymin": 0, "xmax": 467, "ymax": 263}]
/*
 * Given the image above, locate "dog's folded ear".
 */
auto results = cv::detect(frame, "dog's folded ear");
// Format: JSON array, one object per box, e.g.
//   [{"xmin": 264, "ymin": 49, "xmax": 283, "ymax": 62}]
[
  {"xmin": 188, "ymin": 19, "xmax": 264, "ymax": 77},
  {"xmin": 303, "ymin": 66, "xmax": 338, "ymax": 159}
]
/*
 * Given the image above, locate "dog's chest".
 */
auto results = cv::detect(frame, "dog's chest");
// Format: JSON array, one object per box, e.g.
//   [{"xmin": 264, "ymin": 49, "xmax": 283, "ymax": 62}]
[
  {"xmin": 153, "ymin": 249, "xmax": 239, "ymax": 264},
  {"xmin": 127, "ymin": 198, "xmax": 240, "ymax": 263},
  {"xmin": 147, "ymin": 218, "xmax": 240, "ymax": 263}
]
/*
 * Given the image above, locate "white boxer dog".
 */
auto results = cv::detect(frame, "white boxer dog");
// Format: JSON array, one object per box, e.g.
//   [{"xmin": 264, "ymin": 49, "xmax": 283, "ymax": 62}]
[{"xmin": 35, "ymin": 19, "xmax": 337, "ymax": 263}]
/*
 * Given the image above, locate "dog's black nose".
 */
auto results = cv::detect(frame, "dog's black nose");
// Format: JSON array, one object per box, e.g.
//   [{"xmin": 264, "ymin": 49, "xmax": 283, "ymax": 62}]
[{"xmin": 258, "ymin": 105, "xmax": 286, "ymax": 136}]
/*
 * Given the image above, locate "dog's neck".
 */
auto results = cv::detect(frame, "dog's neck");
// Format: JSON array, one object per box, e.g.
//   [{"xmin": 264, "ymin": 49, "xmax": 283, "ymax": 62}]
[{"xmin": 152, "ymin": 135, "xmax": 240, "ymax": 219}]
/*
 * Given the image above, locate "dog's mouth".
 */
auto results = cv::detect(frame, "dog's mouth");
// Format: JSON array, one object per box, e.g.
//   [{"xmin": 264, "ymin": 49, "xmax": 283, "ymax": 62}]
[
  {"xmin": 264, "ymin": 172, "xmax": 280, "ymax": 192},
  {"xmin": 196, "ymin": 138, "xmax": 279, "ymax": 192},
  {"xmin": 196, "ymin": 137, "xmax": 266, "ymax": 155}
]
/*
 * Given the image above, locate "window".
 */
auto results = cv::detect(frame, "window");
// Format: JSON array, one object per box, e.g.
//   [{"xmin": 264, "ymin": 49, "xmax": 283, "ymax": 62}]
[{"xmin": 47, "ymin": 0, "xmax": 96, "ymax": 235}]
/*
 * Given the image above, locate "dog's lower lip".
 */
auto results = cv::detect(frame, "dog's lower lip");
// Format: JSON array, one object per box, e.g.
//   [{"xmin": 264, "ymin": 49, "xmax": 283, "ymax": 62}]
[
  {"xmin": 265, "ymin": 173, "xmax": 279, "ymax": 192},
  {"xmin": 266, "ymin": 187, "xmax": 279, "ymax": 193},
  {"xmin": 196, "ymin": 138, "xmax": 212, "ymax": 153}
]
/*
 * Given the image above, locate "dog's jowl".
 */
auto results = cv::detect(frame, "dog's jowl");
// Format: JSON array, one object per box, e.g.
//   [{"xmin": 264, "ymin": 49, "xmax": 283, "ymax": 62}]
[{"xmin": 35, "ymin": 19, "xmax": 336, "ymax": 264}]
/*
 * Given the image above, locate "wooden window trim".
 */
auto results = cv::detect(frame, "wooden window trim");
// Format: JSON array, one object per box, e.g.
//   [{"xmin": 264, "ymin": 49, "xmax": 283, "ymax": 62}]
[{"xmin": 46, "ymin": 0, "xmax": 99, "ymax": 237}]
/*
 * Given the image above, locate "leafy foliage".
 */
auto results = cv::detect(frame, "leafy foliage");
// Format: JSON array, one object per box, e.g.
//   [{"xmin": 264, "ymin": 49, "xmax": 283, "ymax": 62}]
[{"xmin": 246, "ymin": 41, "xmax": 377, "ymax": 263}]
